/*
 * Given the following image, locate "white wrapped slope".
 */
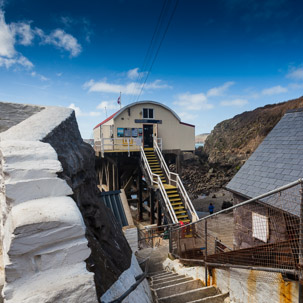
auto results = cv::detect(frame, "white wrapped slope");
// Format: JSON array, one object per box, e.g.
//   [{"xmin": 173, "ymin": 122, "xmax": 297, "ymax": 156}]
[{"xmin": 0, "ymin": 106, "xmax": 97, "ymax": 302}]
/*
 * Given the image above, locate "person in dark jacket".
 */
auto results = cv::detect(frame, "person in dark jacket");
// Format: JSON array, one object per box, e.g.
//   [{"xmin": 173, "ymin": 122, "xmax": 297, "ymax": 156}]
[{"xmin": 208, "ymin": 203, "xmax": 214, "ymax": 214}]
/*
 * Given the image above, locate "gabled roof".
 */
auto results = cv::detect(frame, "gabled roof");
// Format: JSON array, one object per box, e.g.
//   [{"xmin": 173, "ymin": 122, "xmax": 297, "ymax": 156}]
[
  {"xmin": 93, "ymin": 110, "xmax": 120, "ymax": 129},
  {"xmin": 226, "ymin": 109, "xmax": 303, "ymax": 217}
]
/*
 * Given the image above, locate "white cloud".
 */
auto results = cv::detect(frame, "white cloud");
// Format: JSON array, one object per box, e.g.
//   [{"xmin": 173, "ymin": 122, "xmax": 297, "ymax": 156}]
[
  {"xmin": 10, "ymin": 21, "xmax": 34, "ymax": 46},
  {"xmin": 40, "ymin": 29, "xmax": 82, "ymax": 57},
  {"xmin": 31, "ymin": 71, "xmax": 48, "ymax": 81},
  {"xmin": 286, "ymin": 67, "xmax": 303, "ymax": 81},
  {"xmin": 127, "ymin": 67, "xmax": 146, "ymax": 80},
  {"xmin": 174, "ymin": 92, "xmax": 213, "ymax": 110},
  {"xmin": 69, "ymin": 103, "xmax": 101, "ymax": 117},
  {"xmin": 289, "ymin": 83, "xmax": 303, "ymax": 90},
  {"xmin": 97, "ymin": 100, "xmax": 120, "ymax": 110},
  {"xmin": 178, "ymin": 111, "xmax": 198, "ymax": 121},
  {"xmin": 0, "ymin": 9, "xmax": 81, "ymax": 72},
  {"xmin": 220, "ymin": 99, "xmax": 248, "ymax": 107},
  {"xmin": 262, "ymin": 85, "xmax": 288, "ymax": 95},
  {"xmin": 0, "ymin": 10, "xmax": 15, "ymax": 57},
  {"xmin": 207, "ymin": 81, "xmax": 235, "ymax": 97},
  {"xmin": 83, "ymin": 79, "xmax": 170, "ymax": 95},
  {"xmin": 0, "ymin": 54, "xmax": 33, "ymax": 68}
]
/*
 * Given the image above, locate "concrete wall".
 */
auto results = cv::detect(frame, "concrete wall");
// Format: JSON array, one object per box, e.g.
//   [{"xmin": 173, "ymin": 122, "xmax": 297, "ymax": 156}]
[
  {"xmin": 164, "ymin": 258, "xmax": 299, "ymax": 303},
  {"xmin": 0, "ymin": 106, "xmax": 98, "ymax": 302},
  {"xmin": 94, "ymin": 102, "xmax": 195, "ymax": 151}
]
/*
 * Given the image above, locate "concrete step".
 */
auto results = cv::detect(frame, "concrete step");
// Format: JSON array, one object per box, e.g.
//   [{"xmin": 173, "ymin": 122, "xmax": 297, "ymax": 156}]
[
  {"xmin": 156, "ymin": 279, "xmax": 203, "ymax": 298},
  {"xmin": 152, "ymin": 277, "xmax": 193, "ymax": 290},
  {"xmin": 149, "ymin": 270, "xmax": 168, "ymax": 277},
  {"xmin": 187, "ymin": 293, "xmax": 229, "ymax": 303},
  {"xmin": 158, "ymin": 286, "xmax": 218, "ymax": 303},
  {"xmin": 152, "ymin": 274, "xmax": 184, "ymax": 285}
]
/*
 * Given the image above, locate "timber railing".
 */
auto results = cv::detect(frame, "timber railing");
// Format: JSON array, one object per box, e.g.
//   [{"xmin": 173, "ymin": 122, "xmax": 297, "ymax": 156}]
[
  {"xmin": 140, "ymin": 146, "xmax": 178, "ymax": 223},
  {"xmin": 153, "ymin": 139, "xmax": 199, "ymax": 222},
  {"xmin": 169, "ymin": 178, "xmax": 303, "ymax": 283}
]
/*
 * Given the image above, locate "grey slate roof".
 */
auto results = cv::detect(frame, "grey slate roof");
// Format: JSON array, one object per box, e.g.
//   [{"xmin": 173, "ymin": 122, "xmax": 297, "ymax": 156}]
[
  {"xmin": 226, "ymin": 109, "xmax": 303, "ymax": 217},
  {"xmin": 101, "ymin": 190, "xmax": 129, "ymax": 227}
]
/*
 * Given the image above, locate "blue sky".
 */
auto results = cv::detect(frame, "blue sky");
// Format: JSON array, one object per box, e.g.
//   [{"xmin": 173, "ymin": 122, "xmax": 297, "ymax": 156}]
[{"xmin": 0, "ymin": 0, "xmax": 303, "ymax": 138}]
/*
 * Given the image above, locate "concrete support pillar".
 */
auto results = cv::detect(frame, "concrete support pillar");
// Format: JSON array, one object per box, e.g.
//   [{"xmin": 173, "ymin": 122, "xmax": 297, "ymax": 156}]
[
  {"xmin": 137, "ymin": 170, "xmax": 143, "ymax": 221},
  {"xmin": 176, "ymin": 151, "xmax": 182, "ymax": 175},
  {"xmin": 157, "ymin": 199, "xmax": 161, "ymax": 226},
  {"xmin": 150, "ymin": 190, "xmax": 155, "ymax": 224}
]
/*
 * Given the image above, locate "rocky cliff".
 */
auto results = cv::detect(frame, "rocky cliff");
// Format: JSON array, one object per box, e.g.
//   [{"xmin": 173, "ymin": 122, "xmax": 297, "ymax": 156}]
[
  {"xmin": 182, "ymin": 96, "xmax": 303, "ymax": 197},
  {"xmin": 204, "ymin": 96, "xmax": 303, "ymax": 166}
]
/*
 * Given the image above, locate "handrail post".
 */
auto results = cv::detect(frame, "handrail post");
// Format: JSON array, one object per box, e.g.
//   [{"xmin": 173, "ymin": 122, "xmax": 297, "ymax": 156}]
[{"xmin": 128, "ymin": 138, "xmax": 130, "ymax": 157}]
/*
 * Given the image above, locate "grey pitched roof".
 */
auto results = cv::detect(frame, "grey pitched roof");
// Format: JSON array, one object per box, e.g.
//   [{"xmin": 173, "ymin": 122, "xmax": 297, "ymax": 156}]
[{"xmin": 226, "ymin": 109, "xmax": 303, "ymax": 217}]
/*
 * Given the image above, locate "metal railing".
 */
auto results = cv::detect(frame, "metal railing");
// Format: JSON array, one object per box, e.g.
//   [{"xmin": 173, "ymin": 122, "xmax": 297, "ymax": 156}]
[
  {"xmin": 153, "ymin": 139, "xmax": 199, "ymax": 222},
  {"xmin": 138, "ymin": 223, "xmax": 178, "ymax": 249},
  {"xmin": 140, "ymin": 146, "xmax": 178, "ymax": 223},
  {"xmin": 169, "ymin": 178, "xmax": 303, "ymax": 283}
]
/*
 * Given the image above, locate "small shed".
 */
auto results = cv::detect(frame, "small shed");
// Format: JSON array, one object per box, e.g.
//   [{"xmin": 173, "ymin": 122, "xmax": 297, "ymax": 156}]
[{"xmin": 226, "ymin": 109, "xmax": 303, "ymax": 251}]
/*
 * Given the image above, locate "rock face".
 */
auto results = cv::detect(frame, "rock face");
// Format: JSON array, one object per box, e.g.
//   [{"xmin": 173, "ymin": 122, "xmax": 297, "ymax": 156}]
[
  {"xmin": 41, "ymin": 110, "xmax": 132, "ymax": 297},
  {"xmin": 0, "ymin": 103, "xmax": 136, "ymax": 302},
  {"xmin": 204, "ymin": 96, "xmax": 303, "ymax": 166}
]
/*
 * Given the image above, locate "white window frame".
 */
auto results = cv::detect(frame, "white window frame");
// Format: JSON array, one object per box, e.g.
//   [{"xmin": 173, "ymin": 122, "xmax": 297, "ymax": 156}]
[
  {"xmin": 143, "ymin": 108, "xmax": 154, "ymax": 119},
  {"xmin": 252, "ymin": 212, "xmax": 269, "ymax": 242}
]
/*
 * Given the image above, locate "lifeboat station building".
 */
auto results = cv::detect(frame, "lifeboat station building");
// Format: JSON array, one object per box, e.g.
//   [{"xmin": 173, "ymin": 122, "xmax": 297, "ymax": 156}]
[{"xmin": 93, "ymin": 100, "xmax": 195, "ymax": 167}]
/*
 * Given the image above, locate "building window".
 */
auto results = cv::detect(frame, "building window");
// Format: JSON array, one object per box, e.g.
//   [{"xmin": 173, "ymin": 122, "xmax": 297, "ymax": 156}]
[
  {"xmin": 143, "ymin": 108, "xmax": 154, "ymax": 119},
  {"xmin": 252, "ymin": 212, "xmax": 269, "ymax": 242}
]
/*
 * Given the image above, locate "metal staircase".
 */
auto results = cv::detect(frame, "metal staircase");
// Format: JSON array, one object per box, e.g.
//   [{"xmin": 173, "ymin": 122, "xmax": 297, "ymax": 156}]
[{"xmin": 141, "ymin": 141, "xmax": 198, "ymax": 224}]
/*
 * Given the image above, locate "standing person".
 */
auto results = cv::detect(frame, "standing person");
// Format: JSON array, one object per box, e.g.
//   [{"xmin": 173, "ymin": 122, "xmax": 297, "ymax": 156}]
[{"xmin": 208, "ymin": 203, "xmax": 214, "ymax": 214}]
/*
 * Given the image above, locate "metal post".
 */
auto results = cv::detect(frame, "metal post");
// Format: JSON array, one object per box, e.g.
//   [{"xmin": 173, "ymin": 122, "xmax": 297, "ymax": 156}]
[
  {"xmin": 205, "ymin": 220, "xmax": 208, "ymax": 286},
  {"xmin": 299, "ymin": 183, "xmax": 303, "ymax": 303},
  {"xmin": 169, "ymin": 227, "xmax": 172, "ymax": 254}
]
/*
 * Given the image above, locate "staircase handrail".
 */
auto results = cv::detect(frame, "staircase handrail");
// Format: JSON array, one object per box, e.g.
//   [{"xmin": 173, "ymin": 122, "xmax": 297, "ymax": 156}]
[
  {"xmin": 169, "ymin": 172, "xmax": 199, "ymax": 222},
  {"xmin": 154, "ymin": 139, "xmax": 199, "ymax": 222},
  {"xmin": 153, "ymin": 139, "xmax": 170, "ymax": 182},
  {"xmin": 140, "ymin": 146, "xmax": 178, "ymax": 223}
]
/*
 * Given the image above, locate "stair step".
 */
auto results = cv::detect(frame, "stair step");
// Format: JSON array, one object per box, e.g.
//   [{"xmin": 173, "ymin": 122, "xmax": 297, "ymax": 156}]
[
  {"xmin": 152, "ymin": 277, "xmax": 193, "ymax": 290},
  {"xmin": 173, "ymin": 206, "xmax": 185, "ymax": 210},
  {"xmin": 171, "ymin": 202, "xmax": 182, "ymax": 206},
  {"xmin": 152, "ymin": 274, "xmax": 182, "ymax": 284},
  {"xmin": 158, "ymin": 286, "xmax": 218, "ymax": 303},
  {"xmin": 186, "ymin": 293, "xmax": 229, "ymax": 303},
  {"xmin": 168, "ymin": 194, "xmax": 180, "ymax": 198},
  {"xmin": 156, "ymin": 280, "xmax": 203, "ymax": 299},
  {"xmin": 175, "ymin": 210, "xmax": 187, "ymax": 214},
  {"xmin": 177, "ymin": 215, "xmax": 189, "ymax": 219},
  {"xmin": 149, "ymin": 271, "xmax": 168, "ymax": 277},
  {"xmin": 182, "ymin": 219, "xmax": 190, "ymax": 223}
]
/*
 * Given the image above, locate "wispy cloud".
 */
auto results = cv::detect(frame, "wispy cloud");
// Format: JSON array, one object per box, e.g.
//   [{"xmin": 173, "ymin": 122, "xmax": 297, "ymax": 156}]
[
  {"xmin": 31, "ymin": 71, "xmax": 49, "ymax": 81},
  {"xmin": 0, "ymin": 8, "xmax": 82, "ymax": 71},
  {"xmin": 83, "ymin": 79, "xmax": 171, "ymax": 95},
  {"xmin": 207, "ymin": 81, "xmax": 235, "ymax": 97},
  {"xmin": 127, "ymin": 67, "xmax": 146, "ymax": 80},
  {"xmin": 174, "ymin": 92, "xmax": 213, "ymax": 110},
  {"xmin": 38, "ymin": 28, "xmax": 82, "ymax": 57},
  {"xmin": 262, "ymin": 85, "xmax": 288, "ymax": 95},
  {"xmin": 69, "ymin": 103, "xmax": 101, "ymax": 117},
  {"xmin": 220, "ymin": 99, "xmax": 248, "ymax": 107},
  {"xmin": 286, "ymin": 66, "xmax": 303, "ymax": 81},
  {"xmin": 97, "ymin": 100, "xmax": 120, "ymax": 111}
]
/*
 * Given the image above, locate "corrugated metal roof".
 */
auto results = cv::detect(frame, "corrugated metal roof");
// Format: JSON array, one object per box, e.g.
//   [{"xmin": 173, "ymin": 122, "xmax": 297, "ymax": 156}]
[
  {"xmin": 226, "ymin": 110, "xmax": 303, "ymax": 217},
  {"xmin": 101, "ymin": 190, "xmax": 129, "ymax": 227}
]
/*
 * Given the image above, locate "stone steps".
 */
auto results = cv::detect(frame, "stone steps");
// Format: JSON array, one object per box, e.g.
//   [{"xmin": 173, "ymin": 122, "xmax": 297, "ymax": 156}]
[{"xmin": 150, "ymin": 270, "xmax": 229, "ymax": 303}]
